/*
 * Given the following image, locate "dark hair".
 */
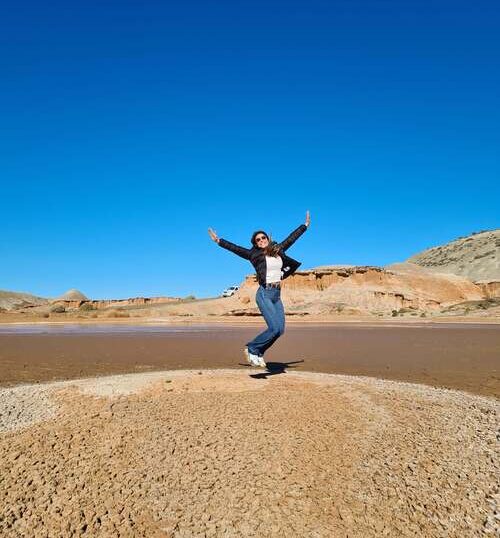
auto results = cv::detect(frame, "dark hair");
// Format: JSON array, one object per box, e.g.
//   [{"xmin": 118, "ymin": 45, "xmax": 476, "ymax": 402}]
[
  {"xmin": 251, "ymin": 230, "xmax": 268, "ymax": 247},
  {"xmin": 250, "ymin": 230, "xmax": 281, "ymax": 256}
]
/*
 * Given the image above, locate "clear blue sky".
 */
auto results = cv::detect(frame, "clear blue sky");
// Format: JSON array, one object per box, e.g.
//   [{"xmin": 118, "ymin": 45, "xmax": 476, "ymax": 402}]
[{"xmin": 2, "ymin": 0, "xmax": 499, "ymax": 299}]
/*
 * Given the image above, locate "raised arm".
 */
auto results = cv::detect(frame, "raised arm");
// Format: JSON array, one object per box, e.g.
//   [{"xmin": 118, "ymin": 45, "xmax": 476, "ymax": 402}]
[
  {"xmin": 208, "ymin": 227, "xmax": 251, "ymax": 260},
  {"xmin": 279, "ymin": 224, "xmax": 307, "ymax": 251},
  {"xmin": 218, "ymin": 238, "xmax": 252, "ymax": 260},
  {"xmin": 278, "ymin": 211, "xmax": 310, "ymax": 251}
]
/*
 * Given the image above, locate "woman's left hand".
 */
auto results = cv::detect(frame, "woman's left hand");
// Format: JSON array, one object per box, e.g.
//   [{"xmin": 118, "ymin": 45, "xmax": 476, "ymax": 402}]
[{"xmin": 305, "ymin": 210, "xmax": 311, "ymax": 228}]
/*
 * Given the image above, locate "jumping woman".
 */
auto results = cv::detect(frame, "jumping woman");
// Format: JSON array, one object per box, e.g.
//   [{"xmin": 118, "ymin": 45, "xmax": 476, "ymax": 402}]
[{"xmin": 208, "ymin": 211, "xmax": 310, "ymax": 367}]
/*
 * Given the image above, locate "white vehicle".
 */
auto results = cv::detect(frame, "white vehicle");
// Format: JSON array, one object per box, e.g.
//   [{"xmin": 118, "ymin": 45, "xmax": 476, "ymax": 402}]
[{"xmin": 222, "ymin": 286, "xmax": 239, "ymax": 297}]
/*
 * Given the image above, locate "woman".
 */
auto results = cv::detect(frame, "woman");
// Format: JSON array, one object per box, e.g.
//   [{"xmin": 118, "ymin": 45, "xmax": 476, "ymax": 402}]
[{"xmin": 208, "ymin": 211, "xmax": 310, "ymax": 367}]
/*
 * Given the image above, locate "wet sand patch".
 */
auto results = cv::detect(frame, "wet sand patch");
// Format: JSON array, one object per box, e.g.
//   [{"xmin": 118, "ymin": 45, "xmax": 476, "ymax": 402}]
[{"xmin": 1, "ymin": 323, "xmax": 499, "ymax": 398}]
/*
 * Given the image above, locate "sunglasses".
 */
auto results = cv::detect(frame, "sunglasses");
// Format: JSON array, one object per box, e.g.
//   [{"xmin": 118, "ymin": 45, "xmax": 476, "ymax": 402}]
[{"xmin": 256, "ymin": 236, "xmax": 268, "ymax": 242}]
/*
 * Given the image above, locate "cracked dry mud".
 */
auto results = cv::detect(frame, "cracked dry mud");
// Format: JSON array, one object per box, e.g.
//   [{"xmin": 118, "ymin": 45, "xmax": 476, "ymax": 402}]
[{"xmin": 0, "ymin": 370, "xmax": 498, "ymax": 537}]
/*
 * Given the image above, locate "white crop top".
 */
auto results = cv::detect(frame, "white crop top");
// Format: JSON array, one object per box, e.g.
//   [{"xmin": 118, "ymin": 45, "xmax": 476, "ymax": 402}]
[{"xmin": 265, "ymin": 255, "xmax": 283, "ymax": 283}]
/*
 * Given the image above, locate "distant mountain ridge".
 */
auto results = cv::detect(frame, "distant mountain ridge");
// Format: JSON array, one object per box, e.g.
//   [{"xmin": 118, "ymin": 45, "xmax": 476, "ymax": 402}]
[
  {"xmin": 0, "ymin": 288, "xmax": 89, "ymax": 311},
  {"xmin": 406, "ymin": 229, "xmax": 499, "ymax": 282},
  {"xmin": 0, "ymin": 290, "xmax": 48, "ymax": 311}
]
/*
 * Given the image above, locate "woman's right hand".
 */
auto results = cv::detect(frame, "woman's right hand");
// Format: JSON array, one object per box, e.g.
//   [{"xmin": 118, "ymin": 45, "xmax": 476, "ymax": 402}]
[{"xmin": 208, "ymin": 228, "xmax": 220, "ymax": 243}]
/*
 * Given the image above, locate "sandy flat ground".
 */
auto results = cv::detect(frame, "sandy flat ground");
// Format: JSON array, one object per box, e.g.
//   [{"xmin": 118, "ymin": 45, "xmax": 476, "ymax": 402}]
[{"xmin": 0, "ymin": 369, "xmax": 498, "ymax": 537}]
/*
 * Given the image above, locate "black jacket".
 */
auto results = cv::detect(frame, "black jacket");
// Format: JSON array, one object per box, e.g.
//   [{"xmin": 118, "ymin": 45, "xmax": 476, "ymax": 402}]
[{"xmin": 218, "ymin": 224, "xmax": 307, "ymax": 286}]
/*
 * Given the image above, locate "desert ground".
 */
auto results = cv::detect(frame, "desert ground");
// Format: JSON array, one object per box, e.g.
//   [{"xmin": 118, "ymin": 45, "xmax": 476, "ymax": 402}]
[
  {"xmin": 1, "ymin": 368, "xmax": 498, "ymax": 537},
  {"xmin": 0, "ymin": 321, "xmax": 499, "ymax": 536}
]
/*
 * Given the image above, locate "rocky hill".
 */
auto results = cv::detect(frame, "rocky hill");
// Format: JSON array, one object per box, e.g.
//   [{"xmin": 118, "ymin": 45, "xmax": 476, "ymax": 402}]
[
  {"xmin": 0, "ymin": 290, "xmax": 48, "ymax": 311},
  {"xmin": 233, "ymin": 264, "xmax": 486, "ymax": 317},
  {"xmin": 56, "ymin": 289, "xmax": 89, "ymax": 301},
  {"xmin": 406, "ymin": 229, "xmax": 499, "ymax": 282}
]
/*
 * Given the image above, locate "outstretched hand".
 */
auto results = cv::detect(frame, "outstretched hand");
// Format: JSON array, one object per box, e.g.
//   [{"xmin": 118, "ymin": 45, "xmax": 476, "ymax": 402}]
[
  {"xmin": 305, "ymin": 210, "xmax": 311, "ymax": 228},
  {"xmin": 208, "ymin": 227, "xmax": 219, "ymax": 243}
]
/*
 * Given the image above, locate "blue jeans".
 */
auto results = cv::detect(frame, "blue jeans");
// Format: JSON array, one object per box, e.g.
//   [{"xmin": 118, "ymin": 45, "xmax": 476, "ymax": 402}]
[{"xmin": 246, "ymin": 285, "xmax": 285, "ymax": 357}]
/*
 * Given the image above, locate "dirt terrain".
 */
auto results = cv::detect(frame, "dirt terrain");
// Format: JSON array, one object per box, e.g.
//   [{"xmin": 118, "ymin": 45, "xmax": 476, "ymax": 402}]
[{"xmin": 0, "ymin": 369, "xmax": 498, "ymax": 537}]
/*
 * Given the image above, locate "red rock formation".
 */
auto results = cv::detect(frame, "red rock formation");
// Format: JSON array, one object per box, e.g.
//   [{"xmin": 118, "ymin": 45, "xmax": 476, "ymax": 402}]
[
  {"xmin": 238, "ymin": 265, "xmax": 485, "ymax": 314},
  {"xmin": 51, "ymin": 296, "xmax": 182, "ymax": 310},
  {"xmin": 477, "ymin": 281, "xmax": 500, "ymax": 299}
]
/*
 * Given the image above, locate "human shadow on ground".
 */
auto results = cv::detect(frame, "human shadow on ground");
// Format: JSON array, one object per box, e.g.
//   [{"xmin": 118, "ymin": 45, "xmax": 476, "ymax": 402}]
[{"xmin": 241, "ymin": 359, "xmax": 304, "ymax": 379}]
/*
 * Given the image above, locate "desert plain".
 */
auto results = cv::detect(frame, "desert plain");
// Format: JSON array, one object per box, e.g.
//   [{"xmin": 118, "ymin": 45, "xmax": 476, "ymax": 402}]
[
  {"xmin": 0, "ymin": 321, "xmax": 499, "ymax": 537},
  {"xmin": 1, "ymin": 230, "xmax": 499, "ymax": 536}
]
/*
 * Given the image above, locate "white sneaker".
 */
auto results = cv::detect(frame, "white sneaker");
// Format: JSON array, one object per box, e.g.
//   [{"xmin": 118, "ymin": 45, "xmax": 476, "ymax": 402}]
[
  {"xmin": 256, "ymin": 356, "xmax": 267, "ymax": 368},
  {"xmin": 243, "ymin": 347, "xmax": 259, "ymax": 367}
]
